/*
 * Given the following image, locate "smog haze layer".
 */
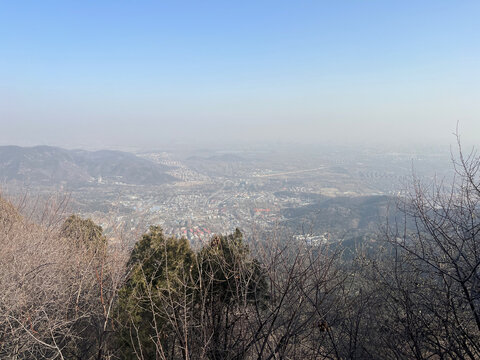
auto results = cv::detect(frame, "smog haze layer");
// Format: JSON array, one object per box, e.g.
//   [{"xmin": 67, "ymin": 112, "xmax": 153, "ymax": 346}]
[{"xmin": 1, "ymin": 1, "xmax": 479, "ymax": 150}]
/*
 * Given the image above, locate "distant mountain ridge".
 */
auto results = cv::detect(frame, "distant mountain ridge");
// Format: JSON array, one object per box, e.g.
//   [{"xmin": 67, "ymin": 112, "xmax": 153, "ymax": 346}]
[{"xmin": 0, "ymin": 145, "xmax": 175, "ymax": 186}]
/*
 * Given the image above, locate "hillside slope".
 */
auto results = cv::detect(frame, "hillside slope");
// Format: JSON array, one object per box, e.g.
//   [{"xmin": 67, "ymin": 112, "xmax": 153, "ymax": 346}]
[{"xmin": 0, "ymin": 145, "xmax": 175, "ymax": 186}]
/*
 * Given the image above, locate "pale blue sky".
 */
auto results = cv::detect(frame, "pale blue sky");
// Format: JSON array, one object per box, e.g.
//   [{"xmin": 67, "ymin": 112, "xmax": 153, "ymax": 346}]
[{"xmin": 0, "ymin": 1, "xmax": 479, "ymax": 148}]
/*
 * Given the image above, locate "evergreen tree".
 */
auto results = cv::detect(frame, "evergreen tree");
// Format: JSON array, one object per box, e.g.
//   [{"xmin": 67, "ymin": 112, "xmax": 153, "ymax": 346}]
[
  {"xmin": 115, "ymin": 226, "xmax": 196, "ymax": 359},
  {"xmin": 198, "ymin": 228, "xmax": 268, "ymax": 360},
  {"xmin": 60, "ymin": 214, "xmax": 106, "ymax": 249},
  {"xmin": 115, "ymin": 227, "xmax": 268, "ymax": 359}
]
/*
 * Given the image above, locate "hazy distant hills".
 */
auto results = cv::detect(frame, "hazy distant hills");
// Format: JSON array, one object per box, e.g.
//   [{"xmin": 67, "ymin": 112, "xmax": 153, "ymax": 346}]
[{"xmin": 0, "ymin": 145, "xmax": 175, "ymax": 186}]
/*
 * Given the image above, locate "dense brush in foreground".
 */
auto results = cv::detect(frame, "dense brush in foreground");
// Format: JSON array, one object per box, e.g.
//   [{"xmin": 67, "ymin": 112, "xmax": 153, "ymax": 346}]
[
  {"xmin": 1, "ymin": 140, "xmax": 480, "ymax": 359},
  {"xmin": 0, "ymin": 197, "xmax": 126, "ymax": 359}
]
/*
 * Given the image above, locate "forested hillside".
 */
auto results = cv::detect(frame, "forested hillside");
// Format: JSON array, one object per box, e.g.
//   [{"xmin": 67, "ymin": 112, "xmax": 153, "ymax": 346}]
[{"xmin": 0, "ymin": 145, "xmax": 174, "ymax": 186}]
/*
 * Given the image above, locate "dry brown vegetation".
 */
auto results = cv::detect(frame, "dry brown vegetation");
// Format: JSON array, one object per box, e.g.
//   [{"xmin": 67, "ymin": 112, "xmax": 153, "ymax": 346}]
[{"xmin": 0, "ymin": 194, "xmax": 128, "ymax": 359}]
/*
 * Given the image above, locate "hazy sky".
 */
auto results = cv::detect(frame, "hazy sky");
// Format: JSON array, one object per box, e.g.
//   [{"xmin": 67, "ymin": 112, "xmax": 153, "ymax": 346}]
[{"xmin": 1, "ymin": 1, "xmax": 479, "ymax": 149}]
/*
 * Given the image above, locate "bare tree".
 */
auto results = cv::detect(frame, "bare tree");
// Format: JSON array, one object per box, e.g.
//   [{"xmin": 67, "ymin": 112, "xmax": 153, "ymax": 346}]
[
  {"xmin": 0, "ymin": 193, "xmax": 128, "ymax": 360},
  {"xmin": 370, "ymin": 134, "xmax": 480, "ymax": 359}
]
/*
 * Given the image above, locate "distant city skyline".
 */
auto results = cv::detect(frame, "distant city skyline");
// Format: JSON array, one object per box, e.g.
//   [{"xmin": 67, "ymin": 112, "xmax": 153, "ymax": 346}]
[{"xmin": 1, "ymin": 1, "xmax": 479, "ymax": 149}]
